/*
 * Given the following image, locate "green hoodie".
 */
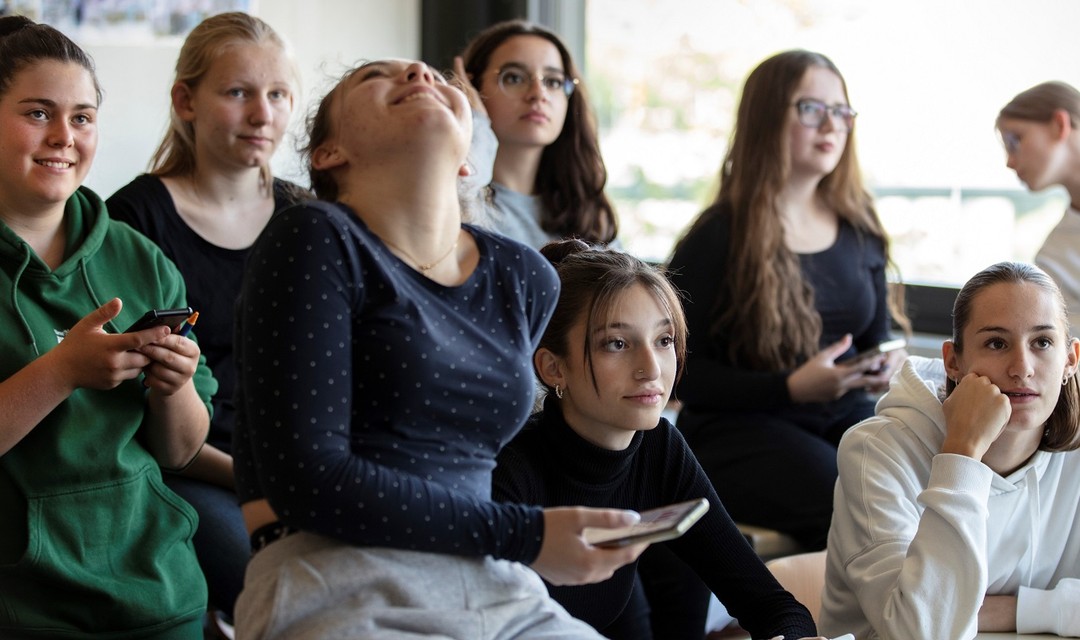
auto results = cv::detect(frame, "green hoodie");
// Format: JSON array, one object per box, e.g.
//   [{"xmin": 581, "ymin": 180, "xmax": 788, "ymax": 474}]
[{"xmin": 0, "ymin": 188, "xmax": 217, "ymax": 639}]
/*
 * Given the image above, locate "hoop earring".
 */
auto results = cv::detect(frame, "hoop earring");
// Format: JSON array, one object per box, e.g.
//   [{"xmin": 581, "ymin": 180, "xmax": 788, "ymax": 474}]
[
  {"xmin": 554, "ymin": 384, "xmax": 564, "ymax": 399},
  {"xmin": 1064, "ymin": 374, "xmax": 1071, "ymax": 386}
]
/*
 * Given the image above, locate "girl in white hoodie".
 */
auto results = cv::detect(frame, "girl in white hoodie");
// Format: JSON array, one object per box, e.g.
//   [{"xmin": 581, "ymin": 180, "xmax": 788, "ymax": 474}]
[{"xmin": 821, "ymin": 261, "xmax": 1080, "ymax": 639}]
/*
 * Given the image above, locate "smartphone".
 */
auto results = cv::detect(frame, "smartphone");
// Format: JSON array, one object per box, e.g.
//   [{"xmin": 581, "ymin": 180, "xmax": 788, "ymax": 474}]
[
  {"xmin": 583, "ymin": 498, "xmax": 710, "ymax": 548},
  {"xmin": 124, "ymin": 307, "xmax": 193, "ymax": 333},
  {"xmin": 838, "ymin": 338, "xmax": 907, "ymax": 367}
]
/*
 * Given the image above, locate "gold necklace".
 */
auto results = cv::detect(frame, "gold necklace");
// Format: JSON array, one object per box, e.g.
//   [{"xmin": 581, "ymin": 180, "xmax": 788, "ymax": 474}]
[{"xmin": 380, "ymin": 233, "xmax": 459, "ymax": 272}]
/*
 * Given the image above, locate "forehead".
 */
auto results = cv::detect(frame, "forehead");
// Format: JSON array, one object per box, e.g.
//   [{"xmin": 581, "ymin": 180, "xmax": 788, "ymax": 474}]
[
  {"xmin": 587, "ymin": 282, "xmax": 669, "ymax": 332},
  {"xmin": 793, "ymin": 65, "xmax": 846, "ymax": 102},
  {"xmin": 205, "ymin": 42, "xmax": 293, "ymax": 82},
  {"xmin": 3, "ymin": 59, "xmax": 98, "ymax": 106},
  {"xmin": 351, "ymin": 59, "xmax": 447, "ymax": 83},
  {"xmin": 965, "ymin": 281, "xmax": 1063, "ymax": 333},
  {"xmin": 488, "ymin": 35, "xmax": 565, "ymax": 70},
  {"xmin": 996, "ymin": 116, "xmax": 1046, "ymax": 132}
]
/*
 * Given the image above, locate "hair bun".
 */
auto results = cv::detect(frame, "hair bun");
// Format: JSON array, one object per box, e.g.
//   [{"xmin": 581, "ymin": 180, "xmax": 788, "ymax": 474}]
[
  {"xmin": 539, "ymin": 238, "xmax": 591, "ymax": 266},
  {"xmin": 0, "ymin": 15, "xmax": 35, "ymax": 40}
]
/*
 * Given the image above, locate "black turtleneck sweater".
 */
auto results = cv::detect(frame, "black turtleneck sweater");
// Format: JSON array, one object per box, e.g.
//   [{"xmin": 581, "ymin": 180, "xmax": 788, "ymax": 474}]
[{"xmin": 492, "ymin": 396, "xmax": 817, "ymax": 637}]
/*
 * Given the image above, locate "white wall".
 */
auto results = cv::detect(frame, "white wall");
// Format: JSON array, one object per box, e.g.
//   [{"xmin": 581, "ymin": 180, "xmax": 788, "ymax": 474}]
[{"xmin": 81, "ymin": 0, "xmax": 420, "ymax": 198}]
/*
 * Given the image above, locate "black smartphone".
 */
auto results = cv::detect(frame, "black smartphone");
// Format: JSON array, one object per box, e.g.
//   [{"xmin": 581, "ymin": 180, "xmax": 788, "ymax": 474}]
[
  {"xmin": 583, "ymin": 498, "xmax": 710, "ymax": 548},
  {"xmin": 124, "ymin": 307, "xmax": 193, "ymax": 333},
  {"xmin": 839, "ymin": 338, "xmax": 907, "ymax": 367}
]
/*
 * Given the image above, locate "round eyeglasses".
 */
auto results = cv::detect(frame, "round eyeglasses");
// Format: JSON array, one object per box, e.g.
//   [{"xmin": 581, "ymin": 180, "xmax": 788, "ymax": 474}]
[
  {"xmin": 493, "ymin": 65, "xmax": 578, "ymax": 98},
  {"xmin": 793, "ymin": 99, "xmax": 857, "ymax": 132}
]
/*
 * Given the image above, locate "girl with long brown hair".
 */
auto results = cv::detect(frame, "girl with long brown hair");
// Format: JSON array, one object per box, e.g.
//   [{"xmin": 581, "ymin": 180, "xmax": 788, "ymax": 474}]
[{"xmin": 668, "ymin": 49, "xmax": 907, "ymax": 551}]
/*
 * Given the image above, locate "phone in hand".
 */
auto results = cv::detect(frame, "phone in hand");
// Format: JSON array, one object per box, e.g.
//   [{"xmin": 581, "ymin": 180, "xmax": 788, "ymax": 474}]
[
  {"xmin": 583, "ymin": 498, "xmax": 710, "ymax": 548},
  {"xmin": 838, "ymin": 338, "xmax": 907, "ymax": 369},
  {"xmin": 124, "ymin": 307, "xmax": 193, "ymax": 333}
]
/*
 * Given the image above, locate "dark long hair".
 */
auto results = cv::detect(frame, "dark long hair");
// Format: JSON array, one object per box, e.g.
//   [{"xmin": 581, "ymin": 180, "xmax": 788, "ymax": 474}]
[
  {"xmin": 946, "ymin": 261, "xmax": 1080, "ymax": 452},
  {"xmin": 0, "ymin": 16, "xmax": 100, "ymax": 104},
  {"xmin": 538, "ymin": 239, "xmax": 687, "ymax": 396},
  {"xmin": 675, "ymin": 49, "xmax": 907, "ymax": 371},
  {"xmin": 462, "ymin": 20, "xmax": 617, "ymax": 244}
]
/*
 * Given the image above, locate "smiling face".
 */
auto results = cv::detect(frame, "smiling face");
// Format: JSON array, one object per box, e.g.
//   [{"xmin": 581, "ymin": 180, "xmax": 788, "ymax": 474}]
[
  {"xmin": 0, "ymin": 59, "xmax": 98, "ymax": 218},
  {"xmin": 541, "ymin": 283, "xmax": 678, "ymax": 450},
  {"xmin": 478, "ymin": 35, "xmax": 570, "ymax": 153},
  {"xmin": 945, "ymin": 281, "xmax": 1079, "ymax": 438},
  {"xmin": 786, "ymin": 65, "xmax": 849, "ymax": 181},
  {"xmin": 312, "ymin": 59, "xmax": 471, "ymax": 176},
  {"xmin": 997, "ymin": 116, "xmax": 1068, "ymax": 192},
  {"xmin": 178, "ymin": 42, "xmax": 294, "ymax": 173}
]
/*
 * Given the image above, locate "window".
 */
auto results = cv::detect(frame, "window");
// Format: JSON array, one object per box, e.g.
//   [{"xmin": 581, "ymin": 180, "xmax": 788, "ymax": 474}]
[{"xmin": 585, "ymin": 0, "xmax": 1077, "ymax": 287}]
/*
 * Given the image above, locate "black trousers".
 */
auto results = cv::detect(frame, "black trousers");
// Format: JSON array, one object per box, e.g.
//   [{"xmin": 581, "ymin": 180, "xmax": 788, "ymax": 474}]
[{"xmin": 676, "ymin": 394, "xmax": 875, "ymax": 551}]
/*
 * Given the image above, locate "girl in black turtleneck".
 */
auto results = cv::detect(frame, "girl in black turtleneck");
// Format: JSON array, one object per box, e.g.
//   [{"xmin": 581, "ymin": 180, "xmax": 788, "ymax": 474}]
[{"xmin": 493, "ymin": 240, "xmax": 822, "ymax": 640}]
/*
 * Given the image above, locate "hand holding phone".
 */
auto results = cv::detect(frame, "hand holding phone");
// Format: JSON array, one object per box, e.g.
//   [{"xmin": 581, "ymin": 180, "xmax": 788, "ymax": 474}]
[
  {"xmin": 124, "ymin": 307, "xmax": 193, "ymax": 333},
  {"xmin": 838, "ymin": 338, "xmax": 907, "ymax": 369},
  {"xmin": 583, "ymin": 498, "xmax": 709, "ymax": 548}
]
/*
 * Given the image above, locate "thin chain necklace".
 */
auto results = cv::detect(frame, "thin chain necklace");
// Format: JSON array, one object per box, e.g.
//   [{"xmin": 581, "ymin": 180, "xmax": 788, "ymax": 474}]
[{"xmin": 380, "ymin": 232, "xmax": 459, "ymax": 272}]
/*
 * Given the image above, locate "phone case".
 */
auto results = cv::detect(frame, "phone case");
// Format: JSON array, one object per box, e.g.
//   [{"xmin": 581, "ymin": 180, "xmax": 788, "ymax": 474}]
[
  {"xmin": 124, "ymin": 307, "xmax": 193, "ymax": 333},
  {"xmin": 582, "ymin": 498, "xmax": 710, "ymax": 548}
]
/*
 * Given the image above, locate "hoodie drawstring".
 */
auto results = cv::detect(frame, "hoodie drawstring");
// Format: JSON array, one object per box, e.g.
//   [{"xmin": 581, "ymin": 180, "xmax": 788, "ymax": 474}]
[
  {"xmin": 1024, "ymin": 465, "xmax": 1040, "ymax": 584},
  {"xmin": 79, "ymin": 256, "xmax": 106, "ymax": 312},
  {"xmin": 11, "ymin": 244, "xmax": 38, "ymax": 356}
]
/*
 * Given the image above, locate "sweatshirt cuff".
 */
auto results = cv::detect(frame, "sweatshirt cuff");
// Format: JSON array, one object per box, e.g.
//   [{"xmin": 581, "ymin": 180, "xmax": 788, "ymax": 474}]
[{"xmin": 1016, "ymin": 585, "xmax": 1053, "ymax": 634}]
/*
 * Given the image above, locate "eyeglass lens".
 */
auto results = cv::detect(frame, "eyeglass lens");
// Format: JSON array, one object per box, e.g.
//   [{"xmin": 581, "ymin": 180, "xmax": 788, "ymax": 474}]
[
  {"xmin": 795, "ymin": 99, "xmax": 856, "ymax": 131},
  {"xmin": 496, "ymin": 65, "xmax": 575, "ymax": 97}
]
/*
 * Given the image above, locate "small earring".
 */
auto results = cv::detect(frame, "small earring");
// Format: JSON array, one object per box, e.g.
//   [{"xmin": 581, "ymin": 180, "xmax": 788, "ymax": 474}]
[
  {"xmin": 554, "ymin": 384, "xmax": 564, "ymax": 399},
  {"xmin": 1064, "ymin": 374, "xmax": 1071, "ymax": 386}
]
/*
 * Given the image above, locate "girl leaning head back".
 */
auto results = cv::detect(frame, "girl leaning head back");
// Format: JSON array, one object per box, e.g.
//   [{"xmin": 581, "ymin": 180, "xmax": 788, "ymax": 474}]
[
  {"xmin": 536, "ymin": 239, "xmax": 687, "ymax": 396},
  {"xmin": 149, "ymin": 12, "xmax": 294, "ymax": 183},
  {"xmin": 462, "ymin": 20, "xmax": 617, "ymax": 244},
  {"xmin": 948, "ymin": 261, "xmax": 1080, "ymax": 452}
]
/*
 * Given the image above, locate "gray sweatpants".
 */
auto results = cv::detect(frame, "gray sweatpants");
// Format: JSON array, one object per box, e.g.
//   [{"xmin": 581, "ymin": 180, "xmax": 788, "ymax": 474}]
[{"xmin": 234, "ymin": 532, "xmax": 604, "ymax": 640}]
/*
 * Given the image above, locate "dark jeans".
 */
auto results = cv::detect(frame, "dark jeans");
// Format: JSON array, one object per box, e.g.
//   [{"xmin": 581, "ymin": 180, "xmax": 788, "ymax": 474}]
[{"xmin": 164, "ymin": 474, "xmax": 249, "ymax": 618}]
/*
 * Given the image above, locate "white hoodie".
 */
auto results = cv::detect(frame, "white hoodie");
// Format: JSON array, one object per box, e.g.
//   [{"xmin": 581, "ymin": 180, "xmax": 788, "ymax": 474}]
[{"xmin": 820, "ymin": 356, "xmax": 1080, "ymax": 640}]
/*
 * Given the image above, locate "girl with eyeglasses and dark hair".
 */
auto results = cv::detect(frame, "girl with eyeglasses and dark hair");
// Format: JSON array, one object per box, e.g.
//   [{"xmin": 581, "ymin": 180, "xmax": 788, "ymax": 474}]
[
  {"xmin": 461, "ymin": 20, "xmax": 618, "ymax": 248},
  {"xmin": 0, "ymin": 15, "xmax": 216, "ymax": 639},
  {"xmin": 668, "ymin": 50, "xmax": 909, "ymax": 553},
  {"xmin": 997, "ymin": 81, "xmax": 1080, "ymax": 332},
  {"xmin": 822, "ymin": 262, "xmax": 1080, "ymax": 638}
]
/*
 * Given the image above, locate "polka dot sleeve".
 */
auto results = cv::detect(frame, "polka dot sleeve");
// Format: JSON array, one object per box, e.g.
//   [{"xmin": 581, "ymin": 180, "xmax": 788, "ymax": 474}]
[{"xmin": 234, "ymin": 203, "xmax": 556, "ymax": 562}]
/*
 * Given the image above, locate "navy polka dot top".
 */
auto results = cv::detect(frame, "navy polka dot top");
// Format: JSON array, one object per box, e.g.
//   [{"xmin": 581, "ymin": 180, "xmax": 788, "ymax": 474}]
[{"xmin": 233, "ymin": 201, "xmax": 559, "ymax": 562}]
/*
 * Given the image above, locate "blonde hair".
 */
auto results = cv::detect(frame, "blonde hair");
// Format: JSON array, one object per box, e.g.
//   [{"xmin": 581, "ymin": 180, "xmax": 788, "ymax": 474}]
[{"xmin": 149, "ymin": 12, "xmax": 296, "ymax": 193}]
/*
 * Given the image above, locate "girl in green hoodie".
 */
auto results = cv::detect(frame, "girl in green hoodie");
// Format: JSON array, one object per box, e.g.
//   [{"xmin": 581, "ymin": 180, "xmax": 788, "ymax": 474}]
[{"xmin": 0, "ymin": 16, "xmax": 217, "ymax": 640}]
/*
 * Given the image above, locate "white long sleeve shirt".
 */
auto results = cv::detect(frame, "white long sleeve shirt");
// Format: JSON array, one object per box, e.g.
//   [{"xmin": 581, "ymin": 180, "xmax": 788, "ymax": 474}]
[
  {"xmin": 820, "ymin": 357, "xmax": 1080, "ymax": 640},
  {"xmin": 1036, "ymin": 207, "xmax": 1080, "ymax": 334}
]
